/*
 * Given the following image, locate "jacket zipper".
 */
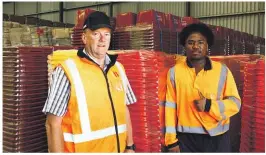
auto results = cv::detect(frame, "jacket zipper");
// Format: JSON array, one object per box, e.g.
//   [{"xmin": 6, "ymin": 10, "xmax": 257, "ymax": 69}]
[
  {"xmin": 101, "ymin": 69, "xmax": 120, "ymax": 153},
  {"xmin": 80, "ymin": 50, "xmax": 121, "ymax": 152}
]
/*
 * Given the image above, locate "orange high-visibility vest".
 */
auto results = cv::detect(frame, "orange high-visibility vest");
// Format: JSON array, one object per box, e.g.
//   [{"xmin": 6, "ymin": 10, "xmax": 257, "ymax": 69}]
[
  {"xmin": 60, "ymin": 56, "xmax": 127, "ymax": 152},
  {"xmin": 165, "ymin": 58, "xmax": 241, "ymax": 146}
]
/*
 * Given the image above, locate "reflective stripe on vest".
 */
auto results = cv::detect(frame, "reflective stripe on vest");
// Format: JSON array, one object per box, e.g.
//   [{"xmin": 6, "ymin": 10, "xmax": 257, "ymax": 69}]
[
  {"xmin": 115, "ymin": 62, "xmax": 135, "ymax": 105},
  {"xmin": 64, "ymin": 59, "xmax": 126, "ymax": 143},
  {"xmin": 164, "ymin": 123, "xmax": 229, "ymax": 136},
  {"xmin": 217, "ymin": 64, "xmax": 228, "ymax": 99},
  {"xmin": 115, "ymin": 62, "xmax": 127, "ymax": 92},
  {"xmin": 217, "ymin": 64, "xmax": 228, "ymax": 121},
  {"xmin": 64, "ymin": 125, "xmax": 127, "ymax": 143},
  {"xmin": 115, "ymin": 62, "xmax": 127, "ymax": 104},
  {"xmin": 170, "ymin": 67, "xmax": 176, "ymax": 88}
]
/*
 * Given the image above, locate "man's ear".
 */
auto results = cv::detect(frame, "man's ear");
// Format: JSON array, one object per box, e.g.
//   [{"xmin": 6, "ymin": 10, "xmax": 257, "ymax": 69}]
[{"xmin": 82, "ymin": 32, "xmax": 87, "ymax": 45}]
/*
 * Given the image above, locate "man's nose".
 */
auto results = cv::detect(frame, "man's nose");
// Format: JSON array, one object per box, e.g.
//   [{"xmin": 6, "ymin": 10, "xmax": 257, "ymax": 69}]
[
  {"xmin": 99, "ymin": 34, "xmax": 106, "ymax": 42},
  {"xmin": 192, "ymin": 42, "xmax": 200, "ymax": 49}
]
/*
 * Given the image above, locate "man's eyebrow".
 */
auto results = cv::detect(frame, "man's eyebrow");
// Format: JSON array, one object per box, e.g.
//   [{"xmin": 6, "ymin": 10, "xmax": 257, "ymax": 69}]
[{"xmin": 187, "ymin": 39, "xmax": 204, "ymax": 42}]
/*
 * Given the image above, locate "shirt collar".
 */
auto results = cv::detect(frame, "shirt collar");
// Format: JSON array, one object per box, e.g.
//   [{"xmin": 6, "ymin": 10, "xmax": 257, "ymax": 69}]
[
  {"xmin": 186, "ymin": 56, "xmax": 212, "ymax": 71},
  {"xmin": 77, "ymin": 48, "xmax": 118, "ymax": 73},
  {"xmin": 82, "ymin": 49, "xmax": 111, "ymax": 68}
]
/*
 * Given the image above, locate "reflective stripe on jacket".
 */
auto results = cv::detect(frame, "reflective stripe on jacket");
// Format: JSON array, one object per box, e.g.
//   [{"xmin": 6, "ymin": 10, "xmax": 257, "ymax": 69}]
[
  {"xmin": 60, "ymin": 56, "xmax": 127, "ymax": 152},
  {"xmin": 165, "ymin": 58, "xmax": 241, "ymax": 146}
]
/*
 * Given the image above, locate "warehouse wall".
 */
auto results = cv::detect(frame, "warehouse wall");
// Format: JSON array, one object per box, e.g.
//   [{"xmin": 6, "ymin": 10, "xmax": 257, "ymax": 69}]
[
  {"xmin": 3, "ymin": 2, "xmax": 265, "ymax": 37},
  {"xmin": 63, "ymin": 2, "xmax": 187, "ymax": 24},
  {"xmin": 3, "ymin": 2, "xmax": 60, "ymax": 22},
  {"xmin": 138, "ymin": 2, "xmax": 187, "ymax": 17},
  {"xmin": 112, "ymin": 2, "xmax": 187, "ymax": 17},
  {"xmin": 113, "ymin": 2, "xmax": 139, "ymax": 15},
  {"xmin": 191, "ymin": 2, "xmax": 265, "ymax": 37},
  {"xmin": 3, "ymin": 2, "xmax": 59, "ymax": 15},
  {"xmin": 63, "ymin": 2, "xmax": 110, "ymax": 24},
  {"xmin": 15, "ymin": 2, "xmax": 38, "ymax": 15},
  {"xmin": 64, "ymin": 10, "xmax": 76, "ymax": 24},
  {"xmin": 3, "ymin": 2, "xmax": 14, "ymax": 15},
  {"xmin": 63, "ymin": 2, "xmax": 97, "ymax": 9},
  {"xmin": 38, "ymin": 2, "xmax": 59, "ymax": 12},
  {"xmin": 3, "ymin": 2, "xmax": 188, "ymax": 22},
  {"xmin": 39, "ymin": 13, "xmax": 60, "ymax": 22},
  {"xmin": 3, "ymin": 2, "xmax": 37, "ymax": 15}
]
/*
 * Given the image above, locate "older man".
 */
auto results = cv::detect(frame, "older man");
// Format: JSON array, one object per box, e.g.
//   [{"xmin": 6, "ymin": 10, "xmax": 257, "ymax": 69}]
[{"xmin": 43, "ymin": 11, "xmax": 136, "ymax": 153}]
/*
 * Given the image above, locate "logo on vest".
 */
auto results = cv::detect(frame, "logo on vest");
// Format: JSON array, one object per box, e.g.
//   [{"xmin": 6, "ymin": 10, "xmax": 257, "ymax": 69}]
[
  {"xmin": 111, "ymin": 71, "xmax": 123, "ymax": 91},
  {"xmin": 116, "ymin": 83, "xmax": 123, "ymax": 91},
  {"xmin": 110, "ymin": 81, "xmax": 123, "ymax": 91},
  {"xmin": 113, "ymin": 71, "xmax": 119, "ymax": 78}
]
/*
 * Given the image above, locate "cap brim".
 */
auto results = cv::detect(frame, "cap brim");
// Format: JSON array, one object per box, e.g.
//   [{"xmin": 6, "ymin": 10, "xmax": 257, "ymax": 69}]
[{"xmin": 84, "ymin": 24, "xmax": 113, "ymax": 31}]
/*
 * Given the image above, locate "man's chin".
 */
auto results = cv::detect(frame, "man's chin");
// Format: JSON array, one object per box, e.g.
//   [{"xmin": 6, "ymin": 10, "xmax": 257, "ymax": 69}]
[
  {"xmin": 97, "ymin": 48, "xmax": 108, "ymax": 53},
  {"xmin": 190, "ymin": 56, "xmax": 205, "ymax": 61}
]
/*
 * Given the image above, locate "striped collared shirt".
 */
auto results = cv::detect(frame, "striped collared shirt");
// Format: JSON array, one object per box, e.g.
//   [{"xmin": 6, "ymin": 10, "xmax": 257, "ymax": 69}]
[{"xmin": 42, "ymin": 50, "xmax": 136, "ymax": 116}]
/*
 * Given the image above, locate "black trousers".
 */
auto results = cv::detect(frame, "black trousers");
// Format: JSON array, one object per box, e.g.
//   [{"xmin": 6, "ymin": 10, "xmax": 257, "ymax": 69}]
[{"xmin": 177, "ymin": 132, "xmax": 231, "ymax": 152}]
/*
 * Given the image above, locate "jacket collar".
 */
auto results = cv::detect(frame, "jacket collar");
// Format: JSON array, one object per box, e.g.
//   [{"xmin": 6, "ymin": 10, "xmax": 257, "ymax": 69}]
[
  {"xmin": 77, "ymin": 48, "xmax": 118, "ymax": 72},
  {"xmin": 186, "ymin": 56, "xmax": 212, "ymax": 71}
]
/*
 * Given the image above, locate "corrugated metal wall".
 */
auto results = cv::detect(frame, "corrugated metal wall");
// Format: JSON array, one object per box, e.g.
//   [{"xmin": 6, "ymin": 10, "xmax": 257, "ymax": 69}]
[
  {"xmin": 15, "ymin": 2, "xmax": 38, "ymax": 15},
  {"xmin": 64, "ymin": 10, "xmax": 76, "ymax": 24},
  {"xmin": 137, "ymin": 2, "xmax": 187, "ymax": 17},
  {"xmin": 3, "ymin": 3, "xmax": 14, "ymax": 15},
  {"xmin": 200, "ymin": 14, "xmax": 265, "ymax": 37},
  {"xmin": 191, "ymin": 2, "xmax": 265, "ymax": 37},
  {"xmin": 38, "ymin": 2, "xmax": 59, "ymax": 12},
  {"xmin": 112, "ymin": 2, "xmax": 187, "ymax": 17},
  {"xmin": 113, "ymin": 2, "xmax": 139, "ymax": 16},
  {"xmin": 191, "ymin": 2, "xmax": 264, "ymax": 17},
  {"xmin": 63, "ymin": 2, "xmax": 110, "ymax": 23},
  {"xmin": 3, "ymin": 2, "xmax": 60, "ymax": 22},
  {"xmin": 63, "ymin": 2, "xmax": 187, "ymax": 24},
  {"xmin": 63, "ymin": 2, "xmax": 187, "ymax": 20},
  {"xmin": 63, "ymin": 2, "xmax": 97, "ymax": 9},
  {"xmin": 3, "ymin": 2, "xmax": 265, "ymax": 37},
  {"xmin": 39, "ymin": 13, "xmax": 60, "ymax": 22},
  {"xmin": 259, "ymin": 13, "xmax": 265, "ymax": 38},
  {"xmin": 97, "ymin": 5, "xmax": 110, "ymax": 16}
]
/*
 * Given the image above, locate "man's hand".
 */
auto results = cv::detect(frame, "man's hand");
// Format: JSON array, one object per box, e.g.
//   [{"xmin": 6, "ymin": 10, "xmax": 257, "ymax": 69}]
[
  {"xmin": 194, "ymin": 98, "xmax": 206, "ymax": 112},
  {"xmin": 124, "ymin": 149, "xmax": 135, "ymax": 153},
  {"xmin": 168, "ymin": 145, "xmax": 180, "ymax": 152}
]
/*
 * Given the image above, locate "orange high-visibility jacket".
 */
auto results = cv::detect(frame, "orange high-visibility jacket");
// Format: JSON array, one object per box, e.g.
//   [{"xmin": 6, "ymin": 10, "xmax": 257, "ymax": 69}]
[
  {"xmin": 164, "ymin": 57, "xmax": 241, "ymax": 147},
  {"xmin": 60, "ymin": 55, "xmax": 127, "ymax": 152}
]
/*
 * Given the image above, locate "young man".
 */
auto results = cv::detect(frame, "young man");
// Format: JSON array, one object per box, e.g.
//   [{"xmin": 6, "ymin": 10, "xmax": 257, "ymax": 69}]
[
  {"xmin": 43, "ymin": 11, "xmax": 136, "ymax": 153},
  {"xmin": 164, "ymin": 23, "xmax": 241, "ymax": 152}
]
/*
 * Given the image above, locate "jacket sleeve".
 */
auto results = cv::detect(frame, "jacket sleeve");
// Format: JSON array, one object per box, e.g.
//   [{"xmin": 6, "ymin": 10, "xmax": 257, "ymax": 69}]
[
  {"xmin": 205, "ymin": 66, "xmax": 241, "ymax": 122},
  {"xmin": 164, "ymin": 67, "xmax": 179, "ymax": 148}
]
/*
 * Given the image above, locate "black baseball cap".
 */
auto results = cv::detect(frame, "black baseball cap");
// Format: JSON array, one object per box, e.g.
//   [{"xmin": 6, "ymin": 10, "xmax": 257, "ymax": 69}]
[{"xmin": 83, "ymin": 11, "xmax": 112, "ymax": 31}]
